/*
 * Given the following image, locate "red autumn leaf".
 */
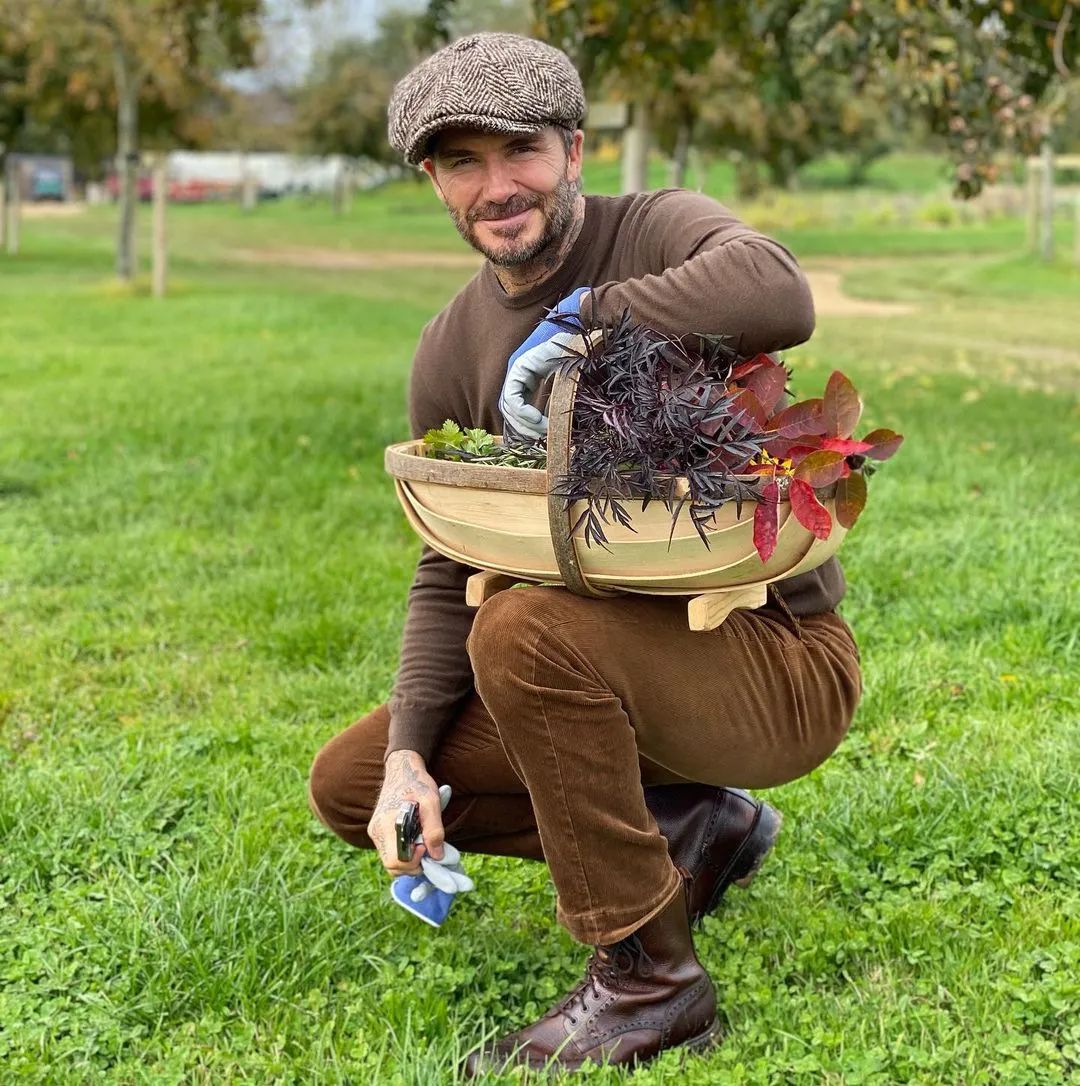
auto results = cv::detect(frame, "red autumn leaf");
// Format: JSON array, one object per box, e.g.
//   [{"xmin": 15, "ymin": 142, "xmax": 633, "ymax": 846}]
[
  {"xmin": 820, "ymin": 436, "xmax": 872, "ymax": 455},
  {"xmin": 785, "ymin": 442, "xmax": 827, "ymax": 466},
  {"xmin": 741, "ymin": 360, "xmax": 788, "ymax": 414},
  {"xmin": 753, "ymin": 480, "xmax": 780, "ymax": 562},
  {"xmin": 793, "ymin": 449, "xmax": 848, "ymax": 487},
  {"xmin": 789, "ymin": 478, "xmax": 833, "ymax": 540},
  {"xmin": 730, "ymin": 388, "xmax": 768, "ymax": 429},
  {"xmin": 730, "ymin": 351, "xmax": 769, "ymax": 382},
  {"xmin": 763, "ymin": 436, "xmax": 797, "ymax": 460},
  {"xmin": 862, "ymin": 428, "xmax": 904, "ymax": 460},
  {"xmin": 835, "ymin": 471, "xmax": 868, "ymax": 529},
  {"xmin": 822, "ymin": 371, "xmax": 863, "ymax": 437},
  {"xmin": 771, "ymin": 398, "xmax": 827, "ymax": 438}
]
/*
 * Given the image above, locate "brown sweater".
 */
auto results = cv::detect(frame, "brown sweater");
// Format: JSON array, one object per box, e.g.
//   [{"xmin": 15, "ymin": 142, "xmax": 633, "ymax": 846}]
[{"xmin": 387, "ymin": 188, "xmax": 845, "ymax": 762}]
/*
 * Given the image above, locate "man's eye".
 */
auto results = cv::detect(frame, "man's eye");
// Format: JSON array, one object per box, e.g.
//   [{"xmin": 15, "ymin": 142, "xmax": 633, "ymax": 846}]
[
  {"xmin": 448, "ymin": 158, "xmax": 475, "ymax": 168},
  {"xmin": 512, "ymin": 145, "xmax": 536, "ymax": 154}
]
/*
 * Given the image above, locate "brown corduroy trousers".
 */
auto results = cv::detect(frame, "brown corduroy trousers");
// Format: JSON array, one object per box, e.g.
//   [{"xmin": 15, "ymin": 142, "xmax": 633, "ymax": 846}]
[{"xmin": 308, "ymin": 586, "xmax": 862, "ymax": 945}]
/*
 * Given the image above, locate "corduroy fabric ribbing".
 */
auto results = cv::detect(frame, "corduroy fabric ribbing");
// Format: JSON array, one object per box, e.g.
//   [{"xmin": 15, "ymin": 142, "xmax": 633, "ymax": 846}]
[{"xmin": 310, "ymin": 589, "xmax": 861, "ymax": 945}]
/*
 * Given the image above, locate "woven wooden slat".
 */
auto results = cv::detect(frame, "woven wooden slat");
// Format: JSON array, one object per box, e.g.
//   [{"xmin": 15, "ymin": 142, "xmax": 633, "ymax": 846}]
[{"xmin": 545, "ymin": 368, "xmax": 620, "ymax": 600}]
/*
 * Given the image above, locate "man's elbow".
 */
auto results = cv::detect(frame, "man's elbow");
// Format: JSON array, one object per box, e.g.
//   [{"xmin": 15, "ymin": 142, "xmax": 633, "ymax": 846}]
[
  {"xmin": 772, "ymin": 274, "xmax": 816, "ymax": 351},
  {"xmin": 738, "ymin": 242, "xmax": 816, "ymax": 355}
]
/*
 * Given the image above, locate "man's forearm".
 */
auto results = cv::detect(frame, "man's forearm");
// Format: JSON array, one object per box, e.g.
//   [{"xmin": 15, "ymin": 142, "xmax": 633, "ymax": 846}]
[
  {"xmin": 583, "ymin": 236, "xmax": 815, "ymax": 356},
  {"xmin": 385, "ymin": 545, "xmax": 477, "ymax": 764}
]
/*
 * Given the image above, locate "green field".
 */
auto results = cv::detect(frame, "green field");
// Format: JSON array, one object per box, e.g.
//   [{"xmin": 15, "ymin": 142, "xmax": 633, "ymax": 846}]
[{"xmin": 1, "ymin": 166, "xmax": 1078, "ymax": 1083}]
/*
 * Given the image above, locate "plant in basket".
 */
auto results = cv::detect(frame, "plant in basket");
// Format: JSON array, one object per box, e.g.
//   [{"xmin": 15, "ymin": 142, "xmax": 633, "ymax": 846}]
[
  {"xmin": 393, "ymin": 310, "xmax": 905, "ymax": 631},
  {"xmin": 532, "ymin": 310, "xmax": 903, "ymax": 561}
]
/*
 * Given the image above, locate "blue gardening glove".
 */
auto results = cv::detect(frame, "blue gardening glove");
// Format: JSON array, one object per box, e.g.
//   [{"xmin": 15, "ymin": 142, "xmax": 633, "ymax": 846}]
[
  {"xmin": 499, "ymin": 287, "xmax": 591, "ymax": 442},
  {"xmin": 390, "ymin": 784, "xmax": 474, "ymax": 928}
]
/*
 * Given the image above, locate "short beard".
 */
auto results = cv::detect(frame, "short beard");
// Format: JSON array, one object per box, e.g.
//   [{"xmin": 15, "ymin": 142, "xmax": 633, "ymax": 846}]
[{"xmin": 449, "ymin": 176, "xmax": 579, "ymax": 267}]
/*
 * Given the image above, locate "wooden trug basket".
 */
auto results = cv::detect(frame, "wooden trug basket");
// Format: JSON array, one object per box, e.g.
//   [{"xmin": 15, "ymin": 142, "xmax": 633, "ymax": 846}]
[{"xmin": 385, "ymin": 369, "xmax": 847, "ymax": 631}]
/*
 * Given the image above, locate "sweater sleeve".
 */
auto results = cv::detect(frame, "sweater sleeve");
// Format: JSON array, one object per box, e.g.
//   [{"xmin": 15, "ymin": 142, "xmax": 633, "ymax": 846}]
[
  {"xmin": 581, "ymin": 189, "xmax": 815, "ymax": 356},
  {"xmin": 384, "ymin": 347, "xmax": 480, "ymax": 764}
]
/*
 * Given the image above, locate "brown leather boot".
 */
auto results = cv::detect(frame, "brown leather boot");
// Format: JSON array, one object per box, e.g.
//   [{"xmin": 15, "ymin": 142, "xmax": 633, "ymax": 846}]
[
  {"xmin": 463, "ymin": 882, "xmax": 720, "ymax": 1077},
  {"xmin": 644, "ymin": 785, "xmax": 782, "ymax": 928}
]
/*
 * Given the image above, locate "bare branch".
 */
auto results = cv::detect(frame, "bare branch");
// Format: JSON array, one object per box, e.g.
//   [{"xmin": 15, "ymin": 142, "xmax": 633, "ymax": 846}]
[{"xmin": 1052, "ymin": 3, "xmax": 1073, "ymax": 80}]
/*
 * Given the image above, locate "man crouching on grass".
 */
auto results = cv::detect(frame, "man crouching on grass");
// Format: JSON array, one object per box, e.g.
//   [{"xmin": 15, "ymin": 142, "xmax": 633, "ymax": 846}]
[{"xmin": 308, "ymin": 31, "xmax": 861, "ymax": 1076}]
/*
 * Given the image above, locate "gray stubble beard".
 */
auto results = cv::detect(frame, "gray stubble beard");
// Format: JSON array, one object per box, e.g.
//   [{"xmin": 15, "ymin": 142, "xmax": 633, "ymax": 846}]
[{"xmin": 451, "ymin": 175, "xmax": 580, "ymax": 268}]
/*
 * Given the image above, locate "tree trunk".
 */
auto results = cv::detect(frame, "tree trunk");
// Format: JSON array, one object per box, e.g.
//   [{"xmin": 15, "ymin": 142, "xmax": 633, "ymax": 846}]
[
  {"xmin": 764, "ymin": 145, "xmax": 800, "ymax": 191},
  {"xmin": 114, "ymin": 45, "xmax": 140, "ymax": 281},
  {"xmin": 669, "ymin": 121, "xmax": 692, "ymax": 189},
  {"xmin": 734, "ymin": 155, "xmax": 763, "ymax": 201},
  {"xmin": 621, "ymin": 100, "xmax": 651, "ymax": 195},
  {"xmin": 689, "ymin": 146, "xmax": 707, "ymax": 193}
]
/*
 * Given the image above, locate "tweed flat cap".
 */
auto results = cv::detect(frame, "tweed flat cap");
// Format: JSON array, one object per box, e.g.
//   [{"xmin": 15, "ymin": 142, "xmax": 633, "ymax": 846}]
[{"xmin": 388, "ymin": 32, "xmax": 586, "ymax": 166}]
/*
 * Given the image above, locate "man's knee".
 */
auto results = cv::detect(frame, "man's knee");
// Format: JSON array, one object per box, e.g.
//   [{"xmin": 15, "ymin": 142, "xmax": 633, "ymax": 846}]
[
  {"xmin": 467, "ymin": 587, "xmax": 574, "ymax": 675},
  {"xmin": 307, "ymin": 714, "xmax": 387, "ymax": 848}
]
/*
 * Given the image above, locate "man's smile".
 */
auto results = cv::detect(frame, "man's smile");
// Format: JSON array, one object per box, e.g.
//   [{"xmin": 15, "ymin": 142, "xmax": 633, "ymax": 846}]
[{"xmin": 482, "ymin": 208, "xmax": 534, "ymax": 229}]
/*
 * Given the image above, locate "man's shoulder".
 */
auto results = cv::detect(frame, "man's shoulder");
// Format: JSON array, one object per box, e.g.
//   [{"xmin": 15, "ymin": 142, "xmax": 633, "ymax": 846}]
[{"xmin": 588, "ymin": 187, "xmax": 733, "ymax": 224}]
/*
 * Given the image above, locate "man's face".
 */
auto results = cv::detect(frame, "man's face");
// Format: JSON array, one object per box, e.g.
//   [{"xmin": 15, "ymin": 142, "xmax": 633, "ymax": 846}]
[{"xmin": 422, "ymin": 125, "xmax": 584, "ymax": 266}]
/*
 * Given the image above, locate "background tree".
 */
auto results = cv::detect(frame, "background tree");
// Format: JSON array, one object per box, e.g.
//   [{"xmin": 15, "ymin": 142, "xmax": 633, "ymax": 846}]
[
  {"xmin": 533, "ymin": 0, "xmax": 726, "ymax": 192},
  {"xmin": 296, "ymin": 9, "xmax": 423, "ymax": 169},
  {"xmin": 417, "ymin": 0, "xmax": 529, "ymax": 46},
  {"xmin": 30, "ymin": 0, "xmax": 266, "ymax": 280},
  {"xmin": 802, "ymin": 0, "xmax": 1078, "ymax": 196}
]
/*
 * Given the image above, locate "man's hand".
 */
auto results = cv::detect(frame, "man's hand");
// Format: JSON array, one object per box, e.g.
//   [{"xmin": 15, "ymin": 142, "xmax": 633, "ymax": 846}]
[
  {"xmin": 499, "ymin": 287, "xmax": 590, "ymax": 442},
  {"xmin": 370, "ymin": 749, "xmax": 445, "ymax": 877}
]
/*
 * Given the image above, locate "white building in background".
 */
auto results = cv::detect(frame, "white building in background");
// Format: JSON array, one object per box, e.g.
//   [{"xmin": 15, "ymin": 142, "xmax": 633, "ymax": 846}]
[{"xmin": 165, "ymin": 152, "xmax": 399, "ymax": 195}]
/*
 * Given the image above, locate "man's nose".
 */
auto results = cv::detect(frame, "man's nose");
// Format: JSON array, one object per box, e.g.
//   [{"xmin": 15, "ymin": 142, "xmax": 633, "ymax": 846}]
[{"xmin": 481, "ymin": 157, "xmax": 518, "ymax": 205}]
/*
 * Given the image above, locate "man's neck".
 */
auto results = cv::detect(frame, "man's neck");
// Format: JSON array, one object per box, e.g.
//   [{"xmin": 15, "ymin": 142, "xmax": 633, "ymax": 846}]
[{"xmin": 492, "ymin": 194, "xmax": 586, "ymax": 297}]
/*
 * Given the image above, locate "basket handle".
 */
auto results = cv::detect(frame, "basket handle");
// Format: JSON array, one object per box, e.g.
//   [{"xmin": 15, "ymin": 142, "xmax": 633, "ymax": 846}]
[{"xmin": 546, "ymin": 363, "xmax": 620, "ymax": 599}]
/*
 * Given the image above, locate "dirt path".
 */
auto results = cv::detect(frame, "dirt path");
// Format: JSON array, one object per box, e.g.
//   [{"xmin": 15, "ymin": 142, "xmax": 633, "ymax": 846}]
[
  {"xmin": 228, "ymin": 246, "xmax": 483, "ymax": 271},
  {"xmin": 802, "ymin": 266, "xmax": 916, "ymax": 318},
  {"xmin": 21, "ymin": 202, "xmax": 88, "ymax": 218},
  {"xmin": 226, "ymin": 245, "xmax": 914, "ymax": 319}
]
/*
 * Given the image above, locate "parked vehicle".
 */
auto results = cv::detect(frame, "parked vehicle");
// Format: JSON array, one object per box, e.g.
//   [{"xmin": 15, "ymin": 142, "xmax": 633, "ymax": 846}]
[{"xmin": 30, "ymin": 167, "xmax": 65, "ymax": 201}]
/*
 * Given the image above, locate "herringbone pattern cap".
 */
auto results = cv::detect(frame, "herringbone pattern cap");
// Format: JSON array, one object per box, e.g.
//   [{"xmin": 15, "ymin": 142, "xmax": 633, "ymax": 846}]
[{"xmin": 388, "ymin": 32, "xmax": 586, "ymax": 165}]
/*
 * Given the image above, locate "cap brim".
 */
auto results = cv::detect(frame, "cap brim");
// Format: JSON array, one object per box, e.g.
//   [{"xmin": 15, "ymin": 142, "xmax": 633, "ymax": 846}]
[{"xmin": 408, "ymin": 114, "xmax": 547, "ymax": 165}]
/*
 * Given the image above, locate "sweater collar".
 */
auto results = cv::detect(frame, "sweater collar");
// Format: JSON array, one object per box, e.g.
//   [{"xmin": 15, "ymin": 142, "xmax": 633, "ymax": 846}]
[{"xmin": 480, "ymin": 195, "xmax": 601, "ymax": 310}]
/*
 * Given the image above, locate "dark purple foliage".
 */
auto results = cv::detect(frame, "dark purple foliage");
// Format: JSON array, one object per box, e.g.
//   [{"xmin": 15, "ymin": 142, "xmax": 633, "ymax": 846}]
[{"xmin": 512, "ymin": 309, "xmax": 769, "ymax": 550}]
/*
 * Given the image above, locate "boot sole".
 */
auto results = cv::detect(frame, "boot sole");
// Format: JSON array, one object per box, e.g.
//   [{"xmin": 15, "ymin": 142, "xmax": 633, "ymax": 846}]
[
  {"xmin": 682, "ymin": 1017, "xmax": 724, "ymax": 1052},
  {"xmin": 731, "ymin": 802, "xmax": 783, "ymax": 889},
  {"xmin": 468, "ymin": 1018, "xmax": 725, "ymax": 1077}
]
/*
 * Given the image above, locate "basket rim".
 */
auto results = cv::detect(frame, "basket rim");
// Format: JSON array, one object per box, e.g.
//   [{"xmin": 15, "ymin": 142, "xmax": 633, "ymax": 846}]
[{"xmin": 385, "ymin": 440, "xmax": 843, "ymax": 501}]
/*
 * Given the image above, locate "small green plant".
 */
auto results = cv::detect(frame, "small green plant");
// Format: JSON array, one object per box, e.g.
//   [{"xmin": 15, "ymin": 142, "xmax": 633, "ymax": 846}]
[{"xmin": 421, "ymin": 419, "xmax": 547, "ymax": 468}]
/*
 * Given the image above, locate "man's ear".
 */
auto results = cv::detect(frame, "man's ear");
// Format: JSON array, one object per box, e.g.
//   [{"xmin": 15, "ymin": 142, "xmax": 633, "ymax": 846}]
[
  {"xmin": 566, "ymin": 129, "xmax": 584, "ymax": 185},
  {"xmin": 421, "ymin": 159, "xmax": 447, "ymax": 206}
]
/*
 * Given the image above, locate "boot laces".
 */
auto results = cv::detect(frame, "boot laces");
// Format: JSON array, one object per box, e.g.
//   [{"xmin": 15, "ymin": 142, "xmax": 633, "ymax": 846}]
[{"xmin": 558, "ymin": 933, "xmax": 657, "ymax": 1023}]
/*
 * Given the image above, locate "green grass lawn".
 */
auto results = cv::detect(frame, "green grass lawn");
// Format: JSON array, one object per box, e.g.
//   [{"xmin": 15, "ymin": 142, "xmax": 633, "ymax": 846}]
[{"xmin": 1, "ymin": 185, "xmax": 1078, "ymax": 1084}]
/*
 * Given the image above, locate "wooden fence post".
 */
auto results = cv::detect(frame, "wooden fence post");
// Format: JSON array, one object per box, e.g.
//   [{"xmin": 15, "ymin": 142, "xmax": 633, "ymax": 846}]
[
  {"xmin": 6, "ymin": 160, "xmax": 21, "ymax": 256},
  {"xmin": 1039, "ymin": 140, "xmax": 1054, "ymax": 262},
  {"xmin": 1025, "ymin": 157, "xmax": 1041, "ymax": 252},
  {"xmin": 1075, "ymin": 193, "xmax": 1080, "ymax": 267},
  {"xmin": 151, "ymin": 154, "xmax": 167, "ymax": 298}
]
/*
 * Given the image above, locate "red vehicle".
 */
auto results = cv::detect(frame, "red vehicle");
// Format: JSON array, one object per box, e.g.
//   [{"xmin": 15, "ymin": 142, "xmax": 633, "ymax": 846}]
[{"xmin": 104, "ymin": 174, "xmax": 236, "ymax": 203}]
